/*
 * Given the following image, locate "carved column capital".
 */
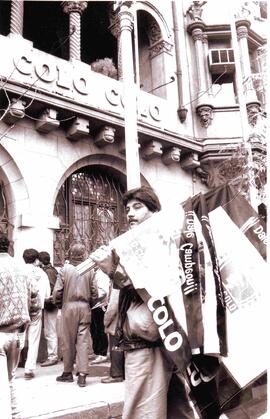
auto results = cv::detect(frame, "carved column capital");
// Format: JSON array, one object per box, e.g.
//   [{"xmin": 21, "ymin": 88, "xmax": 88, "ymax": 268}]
[
  {"xmin": 149, "ymin": 40, "xmax": 173, "ymax": 58},
  {"xmin": 191, "ymin": 27, "xmax": 204, "ymax": 42},
  {"xmin": 202, "ymin": 33, "xmax": 208, "ymax": 44},
  {"xmin": 118, "ymin": 9, "xmax": 134, "ymax": 32},
  {"xmin": 236, "ymin": 25, "xmax": 249, "ymax": 40},
  {"xmin": 196, "ymin": 104, "xmax": 213, "ymax": 128},
  {"xmin": 61, "ymin": 1, "xmax": 87, "ymax": 15}
]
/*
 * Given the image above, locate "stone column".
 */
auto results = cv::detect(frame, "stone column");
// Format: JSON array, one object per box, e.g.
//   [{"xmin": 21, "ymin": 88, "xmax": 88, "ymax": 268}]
[
  {"xmin": 115, "ymin": 1, "xmax": 141, "ymax": 189},
  {"xmin": 61, "ymin": 1, "xmax": 87, "ymax": 61},
  {"xmin": 109, "ymin": 9, "xmax": 122, "ymax": 80},
  {"xmin": 10, "ymin": 0, "xmax": 24, "ymax": 36},
  {"xmin": 236, "ymin": 19, "xmax": 261, "ymax": 125},
  {"xmin": 188, "ymin": 22, "xmax": 213, "ymax": 128}
]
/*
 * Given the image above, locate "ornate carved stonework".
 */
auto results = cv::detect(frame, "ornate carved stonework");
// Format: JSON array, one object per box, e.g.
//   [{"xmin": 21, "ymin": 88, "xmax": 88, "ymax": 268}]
[
  {"xmin": 196, "ymin": 105, "xmax": 213, "ymax": 128},
  {"xmin": 94, "ymin": 126, "xmax": 116, "ymax": 147},
  {"xmin": 180, "ymin": 152, "xmax": 200, "ymax": 170},
  {"xmin": 236, "ymin": 25, "xmax": 249, "ymax": 40},
  {"xmin": 141, "ymin": 140, "xmax": 162, "ymax": 160},
  {"xmin": 66, "ymin": 116, "xmax": 90, "ymax": 140},
  {"xmin": 2, "ymin": 98, "xmax": 26, "ymax": 125},
  {"xmin": 187, "ymin": 1, "xmax": 207, "ymax": 22},
  {"xmin": 191, "ymin": 28, "xmax": 204, "ymax": 42},
  {"xmin": 61, "ymin": 1, "xmax": 88, "ymax": 15},
  {"xmin": 246, "ymin": 102, "xmax": 261, "ymax": 126},
  {"xmin": 162, "ymin": 147, "xmax": 181, "ymax": 165},
  {"xmin": 148, "ymin": 22, "xmax": 162, "ymax": 44},
  {"xmin": 118, "ymin": 10, "xmax": 134, "ymax": 32},
  {"xmin": 149, "ymin": 40, "xmax": 173, "ymax": 58},
  {"xmin": 36, "ymin": 108, "xmax": 59, "ymax": 133}
]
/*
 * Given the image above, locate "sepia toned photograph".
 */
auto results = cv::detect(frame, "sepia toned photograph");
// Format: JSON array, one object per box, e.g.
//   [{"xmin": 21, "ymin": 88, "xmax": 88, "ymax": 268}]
[{"xmin": 0, "ymin": 1, "xmax": 267, "ymax": 418}]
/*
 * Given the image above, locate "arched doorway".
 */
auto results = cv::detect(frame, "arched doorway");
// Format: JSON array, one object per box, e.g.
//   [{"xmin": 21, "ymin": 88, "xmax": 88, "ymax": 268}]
[{"xmin": 53, "ymin": 167, "xmax": 127, "ymax": 266}]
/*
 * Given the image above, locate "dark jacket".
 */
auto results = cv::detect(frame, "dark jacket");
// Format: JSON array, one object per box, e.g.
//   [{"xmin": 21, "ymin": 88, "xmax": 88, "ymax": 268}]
[{"xmin": 43, "ymin": 263, "xmax": 58, "ymax": 311}]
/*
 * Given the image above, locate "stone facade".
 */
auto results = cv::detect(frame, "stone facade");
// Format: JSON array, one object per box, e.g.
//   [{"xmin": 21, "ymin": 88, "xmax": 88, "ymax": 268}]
[{"xmin": 0, "ymin": 0, "xmax": 266, "ymax": 261}]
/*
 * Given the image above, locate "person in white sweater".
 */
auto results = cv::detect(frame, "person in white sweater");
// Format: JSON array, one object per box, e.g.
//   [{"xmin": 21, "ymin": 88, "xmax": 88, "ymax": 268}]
[
  {"xmin": 23, "ymin": 248, "xmax": 50, "ymax": 379},
  {"xmin": 0, "ymin": 233, "xmax": 41, "ymax": 418}
]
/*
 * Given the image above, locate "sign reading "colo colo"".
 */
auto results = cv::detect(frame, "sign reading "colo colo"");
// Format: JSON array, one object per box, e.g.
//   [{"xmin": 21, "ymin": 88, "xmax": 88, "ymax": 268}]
[{"xmin": 147, "ymin": 296, "xmax": 183, "ymax": 352}]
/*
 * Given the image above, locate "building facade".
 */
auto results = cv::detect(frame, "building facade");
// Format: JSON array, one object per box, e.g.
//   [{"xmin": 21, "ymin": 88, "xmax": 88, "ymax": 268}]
[{"xmin": 0, "ymin": 0, "xmax": 267, "ymax": 264}]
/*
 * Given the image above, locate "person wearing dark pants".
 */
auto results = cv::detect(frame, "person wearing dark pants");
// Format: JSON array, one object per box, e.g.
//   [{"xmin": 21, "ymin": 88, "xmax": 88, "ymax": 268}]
[
  {"xmin": 101, "ymin": 287, "xmax": 124, "ymax": 383},
  {"xmin": 90, "ymin": 306, "xmax": 108, "ymax": 364}
]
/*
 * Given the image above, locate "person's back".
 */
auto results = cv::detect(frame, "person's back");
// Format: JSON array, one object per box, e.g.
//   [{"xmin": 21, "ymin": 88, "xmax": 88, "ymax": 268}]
[
  {"xmin": 53, "ymin": 243, "xmax": 98, "ymax": 387},
  {"xmin": 23, "ymin": 248, "xmax": 50, "ymax": 379},
  {"xmin": 0, "ymin": 234, "xmax": 41, "ymax": 418},
  {"xmin": 39, "ymin": 251, "xmax": 59, "ymax": 367}
]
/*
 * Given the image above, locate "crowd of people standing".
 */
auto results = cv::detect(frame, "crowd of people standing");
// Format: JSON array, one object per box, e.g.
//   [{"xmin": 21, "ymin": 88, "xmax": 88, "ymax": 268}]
[{"xmin": 1, "ymin": 185, "xmax": 205, "ymax": 419}]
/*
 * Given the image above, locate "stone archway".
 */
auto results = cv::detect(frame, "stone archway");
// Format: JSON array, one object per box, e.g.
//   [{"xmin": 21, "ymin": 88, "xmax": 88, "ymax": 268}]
[{"xmin": 53, "ymin": 165, "xmax": 127, "ymax": 266}]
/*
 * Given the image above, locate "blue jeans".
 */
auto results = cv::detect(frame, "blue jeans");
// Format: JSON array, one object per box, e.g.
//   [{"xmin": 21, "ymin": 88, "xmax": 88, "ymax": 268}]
[{"xmin": 0, "ymin": 330, "xmax": 25, "ymax": 418}]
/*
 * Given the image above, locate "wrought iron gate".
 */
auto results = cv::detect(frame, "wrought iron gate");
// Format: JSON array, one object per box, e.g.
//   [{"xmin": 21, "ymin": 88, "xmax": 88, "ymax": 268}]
[{"xmin": 53, "ymin": 170, "xmax": 127, "ymax": 266}]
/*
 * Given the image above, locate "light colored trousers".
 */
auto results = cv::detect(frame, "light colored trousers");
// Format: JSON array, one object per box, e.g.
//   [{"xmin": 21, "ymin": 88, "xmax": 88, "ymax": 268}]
[
  {"xmin": 0, "ymin": 331, "xmax": 25, "ymax": 419},
  {"xmin": 24, "ymin": 315, "xmax": 42, "ymax": 371},
  {"xmin": 44, "ymin": 309, "xmax": 58, "ymax": 360},
  {"xmin": 122, "ymin": 347, "xmax": 195, "ymax": 419},
  {"xmin": 123, "ymin": 347, "xmax": 172, "ymax": 419}
]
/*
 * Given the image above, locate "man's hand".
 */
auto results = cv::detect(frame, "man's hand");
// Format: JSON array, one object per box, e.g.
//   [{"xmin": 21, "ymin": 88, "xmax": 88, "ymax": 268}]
[{"xmin": 91, "ymin": 246, "xmax": 119, "ymax": 277}]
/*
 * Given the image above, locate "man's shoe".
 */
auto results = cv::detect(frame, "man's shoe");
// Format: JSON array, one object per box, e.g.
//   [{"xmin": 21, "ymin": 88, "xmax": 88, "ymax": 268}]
[
  {"xmin": 90, "ymin": 355, "xmax": 108, "ymax": 364},
  {"xmin": 77, "ymin": 374, "xmax": 86, "ymax": 387},
  {"xmin": 40, "ymin": 359, "xmax": 58, "ymax": 367},
  {"xmin": 24, "ymin": 371, "xmax": 35, "ymax": 380},
  {"xmin": 101, "ymin": 376, "xmax": 123, "ymax": 384},
  {"xmin": 56, "ymin": 372, "xmax": 73, "ymax": 382}
]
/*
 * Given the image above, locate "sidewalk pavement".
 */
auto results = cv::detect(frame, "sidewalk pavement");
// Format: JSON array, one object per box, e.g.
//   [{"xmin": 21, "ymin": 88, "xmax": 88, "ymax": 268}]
[
  {"xmin": 15, "ymin": 360, "xmax": 124, "ymax": 419},
  {"xmin": 14, "ymin": 359, "xmax": 266, "ymax": 419}
]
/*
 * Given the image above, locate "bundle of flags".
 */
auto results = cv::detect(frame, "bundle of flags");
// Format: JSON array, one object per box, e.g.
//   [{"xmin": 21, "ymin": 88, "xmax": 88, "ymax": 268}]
[{"xmin": 78, "ymin": 183, "xmax": 267, "ymax": 417}]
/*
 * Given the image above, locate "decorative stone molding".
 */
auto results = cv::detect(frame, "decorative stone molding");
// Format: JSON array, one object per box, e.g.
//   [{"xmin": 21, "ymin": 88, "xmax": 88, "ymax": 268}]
[
  {"xmin": 196, "ymin": 104, "xmax": 213, "ymax": 128},
  {"xmin": 94, "ymin": 126, "xmax": 116, "ymax": 147},
  {"xmin": 141, "ymin": 141, "xmax": 162, "ymax": 161},
  {"xmin": 186, "ymin": 1, "xmax": 207, "ymax": 22},
  {"xmin": 2, "ymin": 98, "xmax": 26, "ymax": 125},
  {"xmin": 181, "ymin": 152, "xmax": 200, "ymax": 170},
  {"xmin": 236, "ymin": 25, "xmax": 249, "ymax": 40},
  {"xmin": 36, "ymin": 108, "xmax": 59, "ymax": 133},
  {"xmin": 148, "ymin": 22, "xmax": 162, "ymax": 44},
  {"xmin": 118, "ymin": 10, "xmax": 134, "ymax": 33},
  {"xmin": 61, "ymin": 1, "xmax": 88, "ymax": 14},
  {"xmin": 202, "ymin": 33, "xmax": 208, "ymax": 44},
  {"xmin": 149, "ymin": 40, "xmax": 173, "ymax": 59},
  {"xmin": 66, "ymin": 116, "xmax": 90, "ymax": 140},
  {"xmin": 162, "ymin": 147, "xmax": 181, "ymax": 165},
  {"xmin": 191, "ymin": 27, "xmax": 204, "ymax": 42},
  {"xmin": 246, "ymin": 102, "xmax": 261, "ymax": 126},
  {"xmin": 10, "ymin": 0, "xmax": 24, "ymax": 36}
]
